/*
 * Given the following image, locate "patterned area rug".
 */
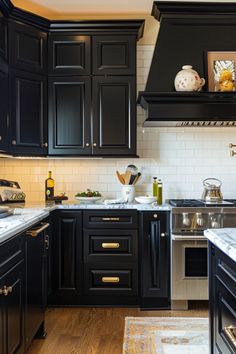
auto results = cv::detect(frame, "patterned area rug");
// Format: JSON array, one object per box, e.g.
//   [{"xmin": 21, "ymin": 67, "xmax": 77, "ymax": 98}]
[{"xmin": 123, "ymin": 317, "xmax": 209, "ymax": 354}]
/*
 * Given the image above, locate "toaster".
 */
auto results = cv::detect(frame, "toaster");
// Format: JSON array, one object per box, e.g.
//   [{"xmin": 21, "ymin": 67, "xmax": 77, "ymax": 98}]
[{"xmin": 0, "ymin": 179, "xmax": 26, "ymax": 203}]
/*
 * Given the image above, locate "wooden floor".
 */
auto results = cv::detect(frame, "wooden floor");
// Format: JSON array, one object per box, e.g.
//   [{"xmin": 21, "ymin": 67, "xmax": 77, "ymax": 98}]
[{"xmin": 28, "ymin": 302, "xmax": 209, "ymax": 354}]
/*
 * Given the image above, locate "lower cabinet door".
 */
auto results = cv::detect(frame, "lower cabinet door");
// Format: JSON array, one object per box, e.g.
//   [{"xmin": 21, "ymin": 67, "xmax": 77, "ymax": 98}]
[
  {"xmin": 0, "ymin": 260, "xmax": 24, "ymax": 354},
  {"xmin": 84, "ymin": 264, "xmax": 138, "ymax": 296},
  {"xmin": 0, "ymin": 63, "xmax": 8, "ymax": 153},
  {"xmin": 51, "ymin": 211, "xmax": 82, "ymax": 304},
  {"xmin": 215, "ymin": 278, "xmax": 236, "ymax": 354}
]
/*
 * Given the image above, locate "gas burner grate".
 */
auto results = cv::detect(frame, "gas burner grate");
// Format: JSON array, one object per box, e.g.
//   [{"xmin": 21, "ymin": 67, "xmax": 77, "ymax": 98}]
[{"xmin": 168, "ymin": 199, "xmax": 205, "ymax": 207}]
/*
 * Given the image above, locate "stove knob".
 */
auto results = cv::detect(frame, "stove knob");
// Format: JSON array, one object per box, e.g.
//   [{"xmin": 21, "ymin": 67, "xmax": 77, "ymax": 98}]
[
  {"xmin": 182, "ymin": 213, "xmax": 190, "ymax": 226},
  {"xmin": 196, "ymin": 212, "xmax": 204, "ymax": 227}
]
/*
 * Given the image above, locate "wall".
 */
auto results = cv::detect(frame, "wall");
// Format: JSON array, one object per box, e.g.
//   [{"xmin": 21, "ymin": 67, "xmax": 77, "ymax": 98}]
[{"xmin": 0, "ymin": 45, "xmax": 235, "ymax": 203}]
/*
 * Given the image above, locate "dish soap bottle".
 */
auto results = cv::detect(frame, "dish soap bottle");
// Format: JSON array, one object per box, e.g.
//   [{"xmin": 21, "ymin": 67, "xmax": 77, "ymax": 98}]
[
  {"xmin": 157, "ymin": 179, "xmax": 163, "ymax": 205},
  {"xmin": 153, "ymin": 177, "xmax": 158, "ymax": 200},
  {"xmin": 45, "ymin": 171, "xmax": 54, "ymax": 200}
]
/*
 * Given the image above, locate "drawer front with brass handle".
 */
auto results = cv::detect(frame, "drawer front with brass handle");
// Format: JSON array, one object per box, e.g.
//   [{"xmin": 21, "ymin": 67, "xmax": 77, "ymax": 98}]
[
  {"xmin": 84, "ymin": 266, "xmax": 138, "ymax": 295},
  {"xmin": 83, "ymin": 210, "xmax": 138, "ymax": 229},
  {"xmin": 83, "ymin": 229, "xmax": 138, "ymax": 262},
  {"xmin": 216, "ymin": 247, "xmax": 236, "ymax": 298}
]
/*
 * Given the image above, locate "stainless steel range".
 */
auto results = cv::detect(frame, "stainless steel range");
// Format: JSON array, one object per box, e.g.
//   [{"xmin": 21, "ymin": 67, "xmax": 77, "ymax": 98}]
[{"xmin": 169, "ymin": 199, "xmax": 236, "ymax": 310}]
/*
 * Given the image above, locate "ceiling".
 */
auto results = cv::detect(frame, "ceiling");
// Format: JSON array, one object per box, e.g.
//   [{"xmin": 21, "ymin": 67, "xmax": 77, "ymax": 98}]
[{"xmin": 12, "ymin": 0, "xmax": 236, "ymax": 17}]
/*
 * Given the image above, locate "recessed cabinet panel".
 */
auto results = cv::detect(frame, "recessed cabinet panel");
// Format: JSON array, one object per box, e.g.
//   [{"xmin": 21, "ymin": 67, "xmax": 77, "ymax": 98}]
[
  {"xmin": 92, "ymin": 76, "xmax": 136, "ymax": 155},
  {"xmin": 0, "ymin": 65, "xmax": 8, "ymax": 152},
  {"xmin": 9, "ymin": 70, "xmax": 47, "ymax": 155},
  {"xmin": 49, "ymin": 35, "xmax": 90, "ymax": 75},
  {"xmin": 9, "ymin": 20, "xmax": 47, "ymax": 74},
  {"xmin": 0, "ymin": 13, "xmax": 7, "ymax": 60},
  {"xmin": 93, "ymin": 35, "xmax": 135, "ymax": 75},
  {"xmin": 48, "ymin": 77, "xmax": 91, "ymax": 155}
]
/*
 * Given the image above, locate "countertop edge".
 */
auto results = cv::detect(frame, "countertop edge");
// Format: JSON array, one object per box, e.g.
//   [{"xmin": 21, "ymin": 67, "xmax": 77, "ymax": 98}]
[{"xmin": 204, "ymin": 228, "xmax": 236, "ymax": 263}]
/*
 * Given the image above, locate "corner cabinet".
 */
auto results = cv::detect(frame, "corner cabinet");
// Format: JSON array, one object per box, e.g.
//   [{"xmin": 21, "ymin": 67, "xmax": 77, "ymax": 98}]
[{"xmin": 140, "ymin": 211, "xmax": 171, "ymax": 309}]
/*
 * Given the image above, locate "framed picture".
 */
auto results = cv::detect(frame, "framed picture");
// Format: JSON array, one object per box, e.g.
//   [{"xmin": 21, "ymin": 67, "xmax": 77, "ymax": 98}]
[{"xmin": 207, "ymin": 51, "xmax": 236, "ymax": 92}]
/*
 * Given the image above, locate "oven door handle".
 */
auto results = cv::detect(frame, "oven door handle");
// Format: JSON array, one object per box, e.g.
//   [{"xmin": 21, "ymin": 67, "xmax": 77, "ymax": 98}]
[{"xmin": 172, "ymin": 234, "xmax": 206, "ymax": 241}]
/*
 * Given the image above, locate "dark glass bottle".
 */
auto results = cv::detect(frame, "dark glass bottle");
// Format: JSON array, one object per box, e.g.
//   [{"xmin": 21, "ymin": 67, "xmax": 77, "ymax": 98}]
[{"xmin": 45, "ymin": 171, "xmax": 54, "ymax": 200}]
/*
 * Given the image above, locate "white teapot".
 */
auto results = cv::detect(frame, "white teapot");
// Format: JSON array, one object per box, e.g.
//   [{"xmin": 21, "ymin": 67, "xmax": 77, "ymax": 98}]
[{"xmin": 174, "ymin": 65, "xmax": 205, "ymax": 92}]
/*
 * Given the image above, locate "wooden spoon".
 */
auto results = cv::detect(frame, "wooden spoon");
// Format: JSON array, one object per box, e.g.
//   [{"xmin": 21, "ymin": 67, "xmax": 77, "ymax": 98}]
[
  {"xmin": 124, "ymin": 171, "xmax": 132, "ymax": 185},
  {"xmin": 116, "ymin": 171, "xmax": 125, "ymax": 184}
]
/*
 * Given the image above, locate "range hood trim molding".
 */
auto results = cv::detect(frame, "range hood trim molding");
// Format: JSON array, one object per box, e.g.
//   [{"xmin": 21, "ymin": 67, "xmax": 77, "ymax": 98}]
[{"xmin": 152, "ymin": 1, "xmax": 236, "ymax": 21}]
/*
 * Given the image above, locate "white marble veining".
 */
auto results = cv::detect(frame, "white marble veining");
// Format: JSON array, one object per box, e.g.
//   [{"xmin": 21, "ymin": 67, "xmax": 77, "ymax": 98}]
[
  {"xmin": 204, "ymin": 228, "xmax": 236, "ymax": 262},
  {"xmin": 0, "ymin": 208, "xmax": 49, "ymax": 243},
  {"xmin": 0, "ymin": 203, "xmax": 171, "ymax": 244}
]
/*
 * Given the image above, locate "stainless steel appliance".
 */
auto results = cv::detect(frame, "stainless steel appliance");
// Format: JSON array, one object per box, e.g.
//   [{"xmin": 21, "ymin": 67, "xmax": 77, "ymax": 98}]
[{"xmin": 169, "ymin": 199, "xmax": 236, "ymax": 310}]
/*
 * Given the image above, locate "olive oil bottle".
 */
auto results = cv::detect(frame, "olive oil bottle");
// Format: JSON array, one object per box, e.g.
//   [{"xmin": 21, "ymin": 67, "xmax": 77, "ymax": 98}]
[
  {"xmin": 157, "ymin": 179, "xmax": 163, "ymax": 205},
  {"xmin": 45, "ymin": 171, "xmax": 54, "ymax": 200},
  {"xmin": 153, "ymin": 177, "xmax": 158, "ymax": 200}
]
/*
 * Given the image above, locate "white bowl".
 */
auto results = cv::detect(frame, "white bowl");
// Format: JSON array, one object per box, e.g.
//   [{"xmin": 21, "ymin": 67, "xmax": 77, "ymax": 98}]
[
  {"xmin": 75, "ymin": 196, "xmax": 102, "ymax": 203},
  {"xmin": 135, "ymin": 196, "xmax": 156, "ymax": 204}
]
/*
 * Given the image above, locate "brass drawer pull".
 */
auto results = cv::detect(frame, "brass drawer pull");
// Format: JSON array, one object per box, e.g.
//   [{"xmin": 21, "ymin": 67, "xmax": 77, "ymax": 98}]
[
  {"xmin": 102, "ymin": 243, "xmax": 120, "ymax": 249},
  {"xmin": 102, "ymin": 217, "xmax": 120, "ymax": 221},
  {"xmin": 102, "ymin": 277, "xmax": 120, "ymax": 283},
  {"xmin": 45, "ymin": 234, "xmax": 50, "ymax": 250},
  {"xmin": 224, "ymin": 326, "xmax": 236, "ymax": 348},
  {"xmin": 26, "ymin": 222, "xmax": 50, "ymax": 237},
  {"xmin": 0, "ymin": 285, "xmax": 13, "ymax": 296}
]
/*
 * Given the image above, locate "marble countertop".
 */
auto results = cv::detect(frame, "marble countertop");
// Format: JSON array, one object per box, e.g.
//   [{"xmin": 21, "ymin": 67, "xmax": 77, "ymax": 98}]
[
  {"xmin": 0, "ymin": 202, "xmax": 170, "ymax": 244},
  {"xmin": 204, "ymin": 228, "xmax": 236, "ymax": 262}
]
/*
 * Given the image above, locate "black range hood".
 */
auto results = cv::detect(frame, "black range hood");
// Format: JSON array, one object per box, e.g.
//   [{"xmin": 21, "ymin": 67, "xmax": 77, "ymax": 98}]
[{"xmin": 138, "ymin": 1, "xmax": 236, "ymax": 127}]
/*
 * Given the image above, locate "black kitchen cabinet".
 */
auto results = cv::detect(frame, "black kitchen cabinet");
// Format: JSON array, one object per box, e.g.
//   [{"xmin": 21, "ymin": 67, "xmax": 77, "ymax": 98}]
[
  {"xmin": 50, "ymin": 211, "xmax": 82, "ymax": 305},
  {"xmin": 209, "ymin": 242, "xmax": 236, "ymax": 354},
  {"xmin": 0, "ymin": 62, "xmax": 8, "ymax": 152},
  {"xmin": 8, "ymin": 20, "xmax": 47, "ymax": 75},
  {"xmin": 48, "ymin": 76, "xmax": 91, "ymax": 155},
  {"xmin": 9, "ymin": 69, "xmax": 47, "ymax": 155},
  {"xmin": 92, "ymin": 76, "xmax": 136, "ymax": 156},
  {"xmin": 0, "ymin": 11, "xmax": 7, "ymax": 60},
  {"xmin": 92, "ymin": 35, "xmax": 136, "ymax": 75},
  {"xmin": 0, "ymin": 233, "xmax": 25, "ymax": 354},
  {"xmin": 83, "ymin": 210, "xmax": 139, "ymax": 305},
  {"xmin": 24, "ymin": 221, "xmax": 50, "ymax": 351},
  {"xmin": 48, "ymin": 34, "xmax": 90, "ymax": 76},
  {"xmin": 140, "ymin": 211, "xmax": 171, "ymax": 309}
]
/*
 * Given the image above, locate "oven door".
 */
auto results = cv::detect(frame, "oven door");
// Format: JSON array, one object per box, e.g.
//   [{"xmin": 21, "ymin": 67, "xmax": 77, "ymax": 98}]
[{"xmin": 171, "ymin": 238, "xmax": 208, "ymax": 301}]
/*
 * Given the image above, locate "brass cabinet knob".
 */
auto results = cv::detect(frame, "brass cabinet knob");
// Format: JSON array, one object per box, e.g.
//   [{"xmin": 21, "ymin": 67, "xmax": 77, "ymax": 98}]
[
  {"xmin": 153, "ymin": 214, "xmax": 158, "ymax": 218},
  {"xmin": 230, "ymin": 150, "xmax": 236, "ymax": 157},
  {"xmin": 93, "ymin": 143, "xmax": 97, "ymax": 147},
  {"xmin": 161, "ymin": 232, "xmax": 166, "ymax": 237},
  {"xmin": 0, "ymin": 285, "xmax": 12, "ymax": 296},
  {"xmin": 42, "ymin": 142, "xmax": 48, "ymax": 148},
  {"xmin": 12, "ymin": 140, "xmax": 16, "ymax": 145},
  {"xmin": 229, "ymin": 143, "xmax": 236, "ymax": 149},
  {"xmin": 85, "ymin": 143, "xmax": 90, "ymax": 147}
]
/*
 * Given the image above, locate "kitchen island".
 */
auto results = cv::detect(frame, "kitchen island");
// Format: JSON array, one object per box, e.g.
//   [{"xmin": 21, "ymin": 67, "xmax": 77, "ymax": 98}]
[{"xmin": 205, "ymin": 228, "xmax": 236, "ymax": 354}]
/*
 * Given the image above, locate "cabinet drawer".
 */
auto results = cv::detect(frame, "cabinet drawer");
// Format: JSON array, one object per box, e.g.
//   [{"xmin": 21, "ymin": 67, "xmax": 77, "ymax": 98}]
[
  {"xmin": 0, "ymin": 234, "xmax": 24, "ymax": 274},
  {"xmin": 83, "ymin": 229, "xmax": 138, "ymax": 262},
  {"xmin": 215, "ymin": 278, "xmax": 236, "ymax": 354},
  {"xmin": 216, "ymin": 247, "xmax": 236, "ymax": 298},
  {"xmin": 83, "ymin": 210, "xmax": 138, "ymax": 229},
  {"xmin": 84, "ymin": 265, "xmax": 138, "ymax": 295}
]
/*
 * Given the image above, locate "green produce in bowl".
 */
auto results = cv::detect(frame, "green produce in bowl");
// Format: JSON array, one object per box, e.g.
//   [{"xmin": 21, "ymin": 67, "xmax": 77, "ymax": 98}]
[{"xmin": 75, "ymin": 189, "xmax": 102, "ymax": 197}]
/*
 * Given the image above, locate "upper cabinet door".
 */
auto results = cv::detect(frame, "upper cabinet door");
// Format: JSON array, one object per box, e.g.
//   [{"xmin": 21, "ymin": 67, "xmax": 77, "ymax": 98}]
[
  {"xmin": 48, "ymin": 34, "xmax": 90, "ymax": 76},
  {"xmin": 92, "ymin": 76, "xmax": 136, "ymax": 156},
  {"xmin": 8, "ymin": 20, "xmax": 47, "ymax": 74},
  {"xmin": 9, "ymin": 70, "xmax": 47, "ymax": 155},
  {"xmin": 0, "ymin": 12, "xmax": 7, "ymax": 60},
  {"xmin": 92, "ymin": 35, "xmax": 136, "ymax": 75},
  {"xmin": 48, "ymin": 77, "xmax": 91, "ymax": 155},
  {"xmin": 0, "ymin": 63, "xmax": 8, "ymax": 152}
]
